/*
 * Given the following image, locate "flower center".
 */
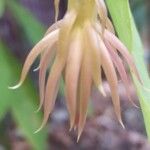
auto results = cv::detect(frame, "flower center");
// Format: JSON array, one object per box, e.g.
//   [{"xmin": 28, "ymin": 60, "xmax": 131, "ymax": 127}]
[{"xmin": 68, "ymin": 0, "xmax": 96, "ymax": 26}]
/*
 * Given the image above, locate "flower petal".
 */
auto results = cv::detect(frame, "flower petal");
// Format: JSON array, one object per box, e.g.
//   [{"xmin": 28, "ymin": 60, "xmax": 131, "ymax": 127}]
[
  {"xmin": 105, "ymin": 30, "xmax": 141, "ymax": 82},
  {"xmin": 35, "ymin": 57, "xmax": 62, "ymax": 133},
  {"xmin": 54, "ymin": 0, "xmax": 60, "ymax": 22},
  {"xmin": 35, "ymin": 11, "xmax": 77, "ymax": 132},
  {"xmin": 105, "ymin": 41, "xmax": 138, "ymax": 107},
  {"xmin": 36, "ymin": 43, "xmax": 57, "ymax": 112},
  {"xmin": 95, "ymin": 0, "xmax": 107, "ymax": 33},
  {"xmin": 77, "ymin": 29, "xmax": 92, "ymax": 141},
  {"xmin": 9, "ymin": 29, "xmax": 59, "ymax": 89},
  {"xmin": 45, "ymin": 20, "xmax": 63, "ymax": 36},
  {"xmin": 105, "ymin": 18, "xmax": 115, "ymax": 34},
  {"xmin": 65, "ymin": 31, "xmax": 82, "ymax": 130},
  {"xmin": 99, "ymin": 37, "xmax": 124, "ymax": 128},
  {"xmin": 87, "ymin": 26, "xmax": 105, "ymax": 96}
]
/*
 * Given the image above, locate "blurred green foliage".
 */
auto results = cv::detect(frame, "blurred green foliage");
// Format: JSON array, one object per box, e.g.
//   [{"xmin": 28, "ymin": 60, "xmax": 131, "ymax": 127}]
[
  {"xmin": 0, "ymin": 0, "xmax": 47, "ymax": 149},
  {"xmin": 8, "ymin": 0, "xmax": 45, "ymax": 44},
  {"xmin": 130, "ymin": 0, "xmax": 146, "ymax": 30},
  {"xmin": 0, "ymin": 0, "xmax": 5, "ymax": 18}
]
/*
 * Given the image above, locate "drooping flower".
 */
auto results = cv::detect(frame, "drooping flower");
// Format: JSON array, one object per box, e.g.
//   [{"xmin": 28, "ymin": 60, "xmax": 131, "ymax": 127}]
[{"xmin": 10, "ymin": 0, "xmax": 140, "ymax": 140}]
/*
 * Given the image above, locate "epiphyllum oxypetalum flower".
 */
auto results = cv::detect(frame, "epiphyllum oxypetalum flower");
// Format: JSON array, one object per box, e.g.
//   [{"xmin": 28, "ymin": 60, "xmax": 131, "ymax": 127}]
[{"xmin": 10, "ymin": 0, "xmax": 140, "ymax": 140}]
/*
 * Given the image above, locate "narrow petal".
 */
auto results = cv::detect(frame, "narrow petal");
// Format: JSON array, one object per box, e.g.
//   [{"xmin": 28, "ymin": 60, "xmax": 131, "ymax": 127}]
[
  {"xmin": 87, "ymin": 26, "xmax": 105, "ymax": 96},
  {"xmin": 34, "ymin": 21, "xmax": 61, "ymax": 72},
  {"xmin": 94, "ymin": 23, "xmax": 140, "ymax": 81},
  {"xmin": 35, "ymin": 57, "xmax": 63, "ymax": 133},
  {"xmin": 35, "ymin": 11, "xmax": 77, "ymax": 131},
  {"xmin": 105, "ymin": 41, "xmax": 138, "ymax": 107},
  {"xmin": 106, "ymin": 18, "xmax": 115, "ymax": 34},
  {"xmin": 45, "ymin": 20, "xmax": 63, "ymax": 36},
  {"xmin": 65, "ymin": 31, "xmax": 82, "ymax": 130},
  {"xmin": 9, "ymin": 29, "xmax": 59, "ymax": 89},
  {"xmin": 77, "ymin": 29, "xmax": 92, "ymax": 141},
  {"xmin": 104, "ymin": 30, "xmax": 141, "ymax": 82},
  {"xmin": 57, "ymin": 10, "xmax": 77, "ymax": 60},
  {"xmin": 54, "ymin": 0, "xmax": 60, "ymax": 22},
  {"xmin": 36, "ymin": 43, "xmax": 57, "ymax": 112},
  {"xmin": 99, "ymin": 37, "xmax": 124, "ymax": 128},
  {"xmin": 95, "ymin": 0, "xmax": 107, "ymax": 20},
  {"xmin": 34, "ymin": 19, "xmax": 63, "ymax": 72},
  {"xmin": 95, "ymin": 0, "xmax": 107, "ymax": 33},
  {"xmin": 77, "ymin": 56, "xmax": 92, "ymax": 141}
]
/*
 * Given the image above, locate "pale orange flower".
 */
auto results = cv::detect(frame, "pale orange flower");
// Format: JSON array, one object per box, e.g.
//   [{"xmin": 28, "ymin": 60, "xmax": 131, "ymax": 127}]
[{"xmin": 10, "ymin": 0, "xmax": 140, "ymax": 140}]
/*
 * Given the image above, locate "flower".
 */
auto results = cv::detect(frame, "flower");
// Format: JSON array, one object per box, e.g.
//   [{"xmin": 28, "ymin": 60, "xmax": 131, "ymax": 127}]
[{"xmin": 10, "ymin": 0, "xmax": 140, "ymax": 140}]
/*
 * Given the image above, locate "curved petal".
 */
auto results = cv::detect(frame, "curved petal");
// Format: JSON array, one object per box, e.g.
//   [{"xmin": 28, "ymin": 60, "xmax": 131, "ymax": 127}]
[
  {"xmin": 95, "ymin": 0, "xmax": 107, "ymax": 33},
  {"xmin": 36, "ymin": 43, "xmax": 57, "ymax": 112},
  {"xmin": 106, "ymin": 18, "xmax": 115, "ymax": 34},
  {"xmin": 56, "ymin": 10, "xmax": 77, "ymax": 63},
  {"xmin": 87, "ymin": 26, "xmax": 105, "ymax": 96},
  {"xmin": 9, "ymin": 29, "xmax": 59, "ymax": 89},
  {"xmin": 35, "ymin": 10, "xmax": 77, "ymax": 132},
  {"xmin": 44, "ymin": 20, "xmax": 63, "ymax": 36},
  {"xmin": 35, "ymin": 57, "xmax": 63, "ymax": 133},
  {"xmin": 77, "ymin": 30, "xmax": 92, "ymax": 141},
  {"xmin": 105, "ymin": 30, "xmax": 141, "ymax": 82},
  {"xmin": 65, "ymin": 31, "xmax": 82, "ymax": 130},
  {"xmin": 105, "ymin": 41, "xmax": 138, "ymax": 107},
  {"xmin": 99, "ymin": 37, "xmax": 124, "ymax": 128},
  {"xmin": 54, "ymin": 0, "xmax": 60, "ymax": 22}
]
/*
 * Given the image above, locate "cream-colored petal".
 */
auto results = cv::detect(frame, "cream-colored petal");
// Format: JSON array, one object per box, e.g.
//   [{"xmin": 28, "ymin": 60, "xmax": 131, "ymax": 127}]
[
  {"xmin": 57, "ymin": 10, "xmax": 77, "ymax": 61},
  {"xmin": 65, "ymin": 31, "xmax": 82, "ymax": 130},
  {"xmin": 54, "ymin": 0, "xmax": 60, "ymax": 22},
  {"xmin": 35, "ymin": 10, "xmax": 77, "ymax": 132},
  {"xmin": 95, "ymin": 0, "xmax": 107, "ymax": 33},
  {"xmin": 106, "ymin": 18, "xmax": 115, "ymax": 34},
  {"xmin": 105, "ymin": 30, "xmax": 141, "ymax": 82},
  {"xmin": 36, "ymin": 43, "xmax": 57, "ymax": 112},
  {"xmin": 105, "ymin": 41, "xmax": 138, "ymax": 107},
  {"xmin": 87, "ymin": 26, "xmax": 105, "ymax": 96},
  {"xmin": 94, "ymin": 23, "xmax": 140, "ymax": 81},
  {"xmin": 34, "ymin": 20, "xmax": 62, "ymax": 72},
  {"xmin": 9, "ymin": 29, "xmax": 59, "ymax": 89},
  {"xmin": 77, "ymin": 56, "xmax": 92, "ymax": 141},
  {"xmin": 35, "ymin": 57, "xmax": 63, "ymax": 133},
  {"xmin": 95, "ymin": 0, "xmax": 107, "ymax": 19},
  {"xmin": 45, "ymin": 20, "xmax": 63, "ymax": 36},
  {"xmin": 77, "ymin": 29, "xmax": 92, "ymax": 141},
  {"xmin": 99, "ymin": 37, "xmax": 124, "ymax": 128}
]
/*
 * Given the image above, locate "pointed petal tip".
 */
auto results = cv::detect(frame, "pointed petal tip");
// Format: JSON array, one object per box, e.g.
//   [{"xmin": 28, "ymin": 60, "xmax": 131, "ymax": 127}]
[
  {"xmin": 77, "ymin": 126, "xmax": 84, "ymax": 142},
  {"xmin": 34, "ymin": 107, "xmax": 41, "ymax": 113},
  {"xmin": 34, "ymin": 124, "xmax": 44, "ymax": 134},
  {"xmin": 8, "ymin": 82, "xmax": 22, "ymax": 90},
  {"xmin": 131, "ymin": 101, "xmax": 139, "ymax": 109},
  {"xmin": 98, "ymin": 85, "xmax": 106, "ymax": 97},
  {"xmin": 119, "ymin": 119, "xmax": 125, "ymax": 129},
  {"xmin": 77, "ymin": 132, "xmax": 82, "ymax": 143},
  {"xmin": 69, "ymin": 124, "xmax": 73, "ymax": 132},
  {"xmin": 34, "ymin": 104, "xmax": 43, "ymax": 113},
  {"xmin": 69, "ymin": 119, "xmax": 75, "ymax": 132},
  {"xmin": 74, "ymin": 126, "xmax": 77, "ymax": 131},
  {"xmin": 33, "ymin": 66, "xmax": 40, "ymax": 72}
]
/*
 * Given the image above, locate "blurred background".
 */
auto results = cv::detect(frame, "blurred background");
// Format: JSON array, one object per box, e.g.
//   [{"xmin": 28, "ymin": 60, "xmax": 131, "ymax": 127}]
[{"xmin": 0, "ymin": 0, "xmax": 150, "ymax": 150}]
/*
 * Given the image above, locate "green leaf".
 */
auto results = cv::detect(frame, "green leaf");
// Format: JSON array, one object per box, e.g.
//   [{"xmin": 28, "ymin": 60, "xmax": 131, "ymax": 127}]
[
  {"xmin": 106, "ymin": 0, "xmax": 150, "ymax": 137},
  {"xmin": 0, "ymin": 0, "xmax": 5, "ymax": 18},
  {"xmin": 0, "ymin": 42, "xmax": 47, "ymax": 150},
  {"xmin": 7, "ymin": 0, "xmax": 45, "ymax": 44}
]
